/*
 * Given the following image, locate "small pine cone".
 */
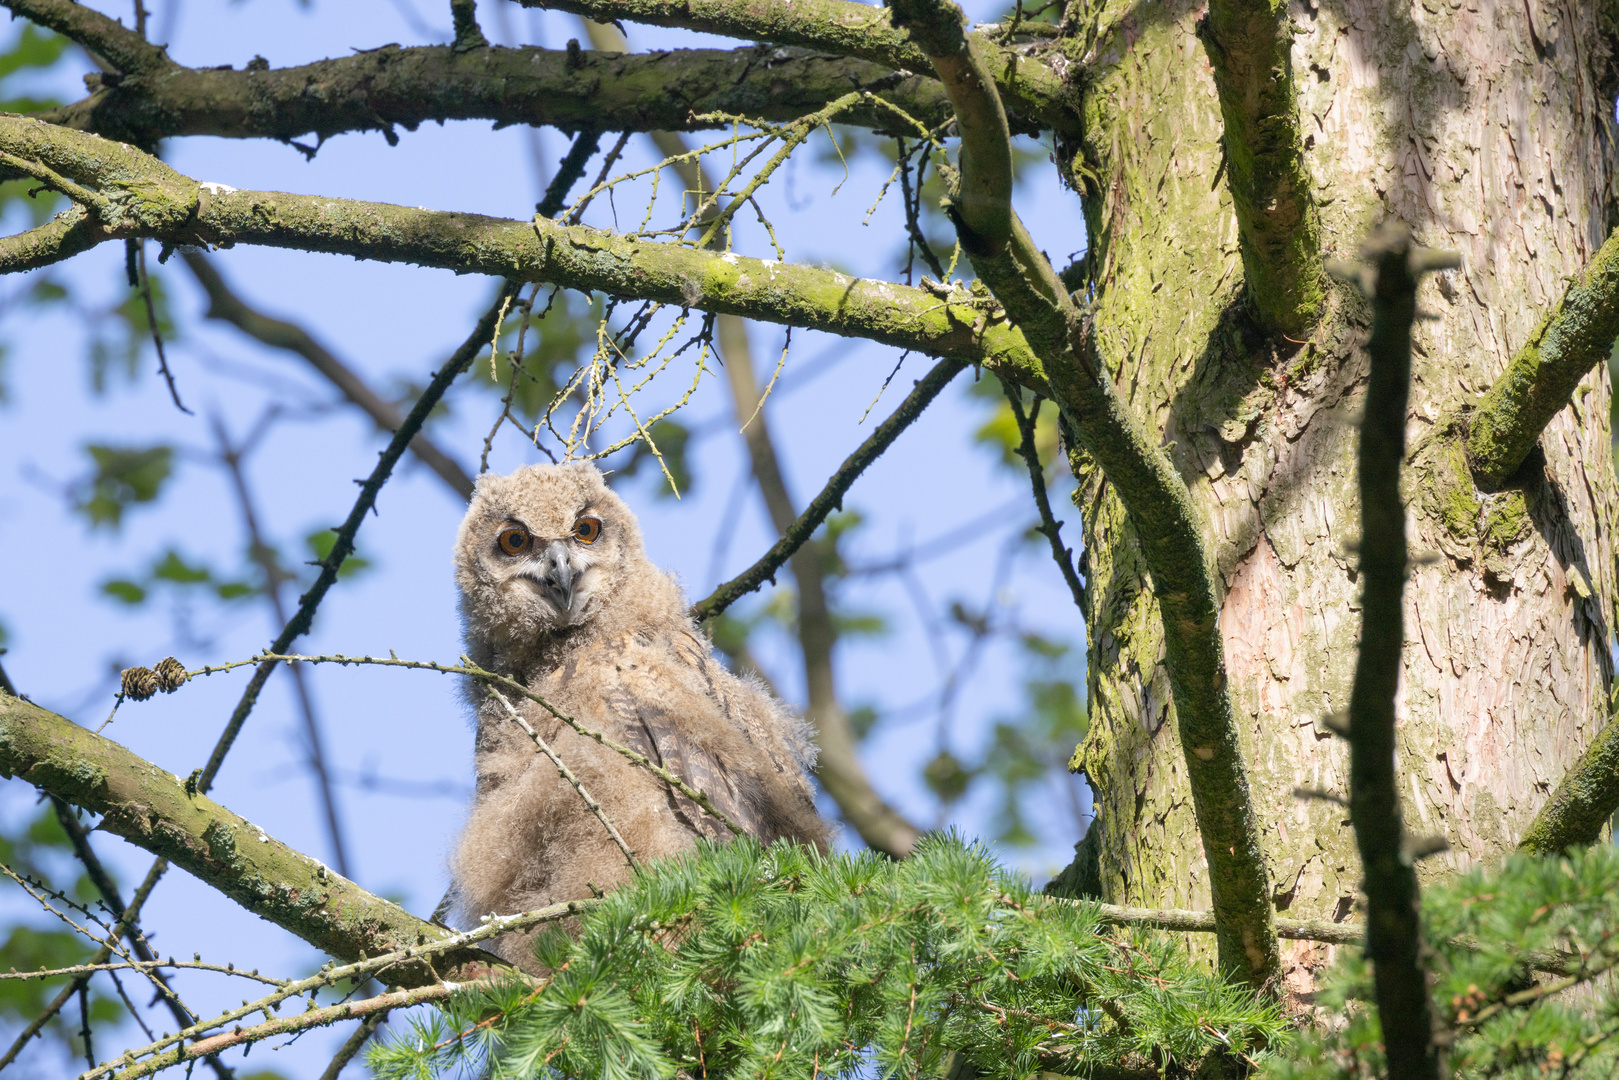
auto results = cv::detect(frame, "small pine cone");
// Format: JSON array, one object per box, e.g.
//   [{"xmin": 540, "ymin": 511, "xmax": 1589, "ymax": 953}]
[
  {"xmin": 120, "ymin": 666, "xmax": 160, "ymax": 702},
  {"xmin": 153, "ymin": 657, "xmax": 189, "ymax": 693}
]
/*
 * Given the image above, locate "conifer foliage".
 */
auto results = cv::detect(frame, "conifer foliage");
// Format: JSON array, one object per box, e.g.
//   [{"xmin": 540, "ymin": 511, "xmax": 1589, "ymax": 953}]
[{"xmin": 368, "ymin": 835, "xmax": 1286, "ymax": 1079}]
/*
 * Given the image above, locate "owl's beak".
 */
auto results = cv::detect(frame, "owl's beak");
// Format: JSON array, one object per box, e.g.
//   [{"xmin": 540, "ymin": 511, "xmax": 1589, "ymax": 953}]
[{"xmin": 534, "ymin": 539, "xmax": 576, "ymax": 615}]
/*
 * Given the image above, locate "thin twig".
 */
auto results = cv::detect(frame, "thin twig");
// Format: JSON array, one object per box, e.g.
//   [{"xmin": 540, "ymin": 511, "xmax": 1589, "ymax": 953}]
[
  {"xmin": 486, "ymin": 686, "xmax": 637, "ymax": 866},
  {"xmin": 1002, "ymin": 386, "xmax": 1086, "ymax": 612},
  {"xmin": 692, "ymin": 353, "xmax": 967, "ymax": 620},
  {"xmin": 189, "ymin": 651, "xmax": 747, "ymax": 837},
  {"xmin": 315, "ymin": 1009, "xmax": 390, "ymax": 1080},
  {"xmin": 134, "ymin": 242, "xmax": 191, "ymax": 414},
  {"xmin": 0, "ymin": 860, "xmax": 170, "ymax": 1070},
  {"xmin": 76, "ymin": 899, "xmax": 589, "ymax": 1080}
]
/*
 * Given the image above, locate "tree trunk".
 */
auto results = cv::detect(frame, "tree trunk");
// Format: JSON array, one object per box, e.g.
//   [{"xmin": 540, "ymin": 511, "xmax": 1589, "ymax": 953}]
[{"xmin": 1061, "ymin": 0, "xmax": 1619, "ymax": 993}]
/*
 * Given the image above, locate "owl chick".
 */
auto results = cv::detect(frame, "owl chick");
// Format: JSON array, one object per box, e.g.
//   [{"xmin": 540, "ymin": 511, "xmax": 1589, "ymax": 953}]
[{"xmin": 450, "ymin": 463, "xmax": 829, "ymax": 968}]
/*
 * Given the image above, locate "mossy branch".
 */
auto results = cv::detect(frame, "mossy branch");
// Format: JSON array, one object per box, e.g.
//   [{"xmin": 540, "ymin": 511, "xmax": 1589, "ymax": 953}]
[
  {"xmin": 1198, "ymin": 0, "xmax": 1324, "ymax": 339},
  {"xmin": 1519, "ymin": 694, "xmax": 1619, "ymax": 854},
  {"xmin": 519, "ymin": 0, "xmax": 1076, "ymax": 134},
  {"xmin": 1466, "ymin": 226, "xmax": 1619, "ymax": 490},
  {"xmin": 903, "ymin": 0, "xmax": 1279, "ymax": 991},
  {"xmin": 32, "ymin": 29, "xmax": 954, "ymax": 146},
  {"xmin": 0, "ymin": 689, "xmax": 569, "ymax": 987},
  {"xmin": 0, "ymin": 115, "xmax": 1048, "ymax": 389}
]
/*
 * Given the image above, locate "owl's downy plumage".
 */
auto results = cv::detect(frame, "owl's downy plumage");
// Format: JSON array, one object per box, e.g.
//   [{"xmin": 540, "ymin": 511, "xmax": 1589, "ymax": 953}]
[{"xmin": 450, "ymin": 463, "xmax": 830, "ymax": 968}]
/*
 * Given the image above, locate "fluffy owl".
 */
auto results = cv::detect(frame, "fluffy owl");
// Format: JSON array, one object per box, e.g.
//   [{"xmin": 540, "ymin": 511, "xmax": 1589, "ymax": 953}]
[{"xmin": 450, "ymin": 462, "xmax": 830, "ymax": 968}]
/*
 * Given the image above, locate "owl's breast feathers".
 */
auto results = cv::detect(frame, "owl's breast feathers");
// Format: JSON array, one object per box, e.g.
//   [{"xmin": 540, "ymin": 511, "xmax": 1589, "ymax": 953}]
[{"xmin": 527, "ymin": 626, "xmax": 825, "ymax": 851}]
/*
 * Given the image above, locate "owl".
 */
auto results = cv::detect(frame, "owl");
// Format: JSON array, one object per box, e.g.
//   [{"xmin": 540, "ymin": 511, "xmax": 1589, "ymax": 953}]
[{"xmin": 449, "ymin": 462, "xmax": 830, "ymax": 968}]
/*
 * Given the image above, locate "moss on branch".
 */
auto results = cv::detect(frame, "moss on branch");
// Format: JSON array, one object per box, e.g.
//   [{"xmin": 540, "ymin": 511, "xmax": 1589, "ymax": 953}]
[
  {"xmin": 899, "ymin": 0, "xmax": 1278, "ymax": 991},
  {"xmin": 0, "ymin": 114, "xmax": 1046, "ymax": 387},
  {"xmin": 0, "ymin": 689, "xmax": 502, "ymax": 986},
  {"xmin": 37, "ymin": 40, "xmax": 955, "ymax": 145},
  {"xmin": 1520, "ymin": 693, "xmax": 1619, "ymax": 855},
  {"xmin": 1466, "ymin": 227, "xmax": 1619, "ymax": 491},
  {"xmin": 519, "ymin": 0, "xmax": 1077, "ymax": 134},
  {"xmin": 1199, "ymin": 0, "xmax": 1324, "ymax": 339}
]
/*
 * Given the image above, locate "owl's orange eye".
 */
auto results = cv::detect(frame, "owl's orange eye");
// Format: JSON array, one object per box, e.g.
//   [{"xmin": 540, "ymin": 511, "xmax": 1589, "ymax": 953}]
[
  {"xmin": 497, "ymin": 527, "xmax": 531, "ymax": 555},
  {"xmin": 573, "ymin": 517, "xmax": 602, "ymax": 544}
]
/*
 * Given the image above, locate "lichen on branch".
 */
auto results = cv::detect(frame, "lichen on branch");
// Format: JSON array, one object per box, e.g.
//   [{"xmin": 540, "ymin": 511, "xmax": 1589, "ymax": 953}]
[
  {"xmin": 895, "ymin": 0, "xmax": 1279, "ymax": 992},
  {"xmin": 0, "ymin": 114, "xmax": 1048, "ymax": 389}
]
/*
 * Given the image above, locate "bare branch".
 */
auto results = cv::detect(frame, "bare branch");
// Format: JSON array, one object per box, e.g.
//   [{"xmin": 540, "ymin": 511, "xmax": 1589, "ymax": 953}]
[
  {"xmin": 1001, "ymin": 389, "xmax": 1085, "ymax": 612},
  {"xmin": 1341, "ymin": 224, "xmax": 1455, "ymax": 1080},
  {"xmin": 1198, "ymin": 0, "xmax": 1324, "ymax": 339},
  {"xmin": 522, "ymin": 0, "xmax": 1075, "ymax": 133},
  {"xmin": 692, "ymin": 353, "xmax": 967, "ymax": 619},
  {"xmin": 1466, "ymin": 226, "xmax": 1619, "ymax": 490},
  {"xmin": 26, "ymin": 19, "xmax": 954, "ymax": 145}
]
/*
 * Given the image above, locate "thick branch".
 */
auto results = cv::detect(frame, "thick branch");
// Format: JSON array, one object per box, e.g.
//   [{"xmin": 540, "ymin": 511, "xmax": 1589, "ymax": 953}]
[
  {"xmin": 0, "ymin": 689, "xmax": 512, "ymax": 987},
  {"xmin": 522, "ymin": 0, "xmax": 1076, "ymax": 134},
  {"xmin": 1345, "ymin": 225, "xmax": 1447, "ymax": 1080},
  {"xmin": 33, "ymin": 38, "xmax": 954, "ymax": 145},
  {"xmin": 1519, "ymin": 700, "xmax": 1619, "ymax": 854},
  {"xmin": 181, "ymin": 251, "xmax": 476, "ymax": 500},
  {"xmin": 0, "ymin": 115, "xmax": 1048, "ymax": 387},
  {"xmin": 1466, "ymin": 226, "xmax": 1619, "ymax": 490},
  {"xmin": 1198, "ymin": 0, "xmax": 1324, "ymax": 339},
  {"xmin": 904, "ymin": 0, "xmax": 1279, "ymax": 990}
]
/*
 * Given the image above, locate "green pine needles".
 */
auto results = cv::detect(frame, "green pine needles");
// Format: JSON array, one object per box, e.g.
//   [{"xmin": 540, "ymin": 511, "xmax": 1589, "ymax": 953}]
[
  {"xmin": 367, "ymin": 834, "xmax": 1285, "ymax": 1080},
  {"xmin": 1269, "ymin": 846, "xmax": 1619, "ymax": 1080},
  {"xmin": 369, "ymin": 839, "xmax": 1619, "ymax": 1079}
]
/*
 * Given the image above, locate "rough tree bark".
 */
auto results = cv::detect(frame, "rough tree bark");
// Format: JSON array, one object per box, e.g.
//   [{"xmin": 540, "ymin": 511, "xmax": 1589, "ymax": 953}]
[{"xmin": 1061, "ymin": 0, "xmax": 1619, "ymax": 994}]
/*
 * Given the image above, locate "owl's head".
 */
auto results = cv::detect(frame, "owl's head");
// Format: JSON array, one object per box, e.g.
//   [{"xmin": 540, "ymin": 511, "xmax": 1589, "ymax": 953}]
[{"xmin": 454, "ymin": 463, "xmax": 663, "ymax": 655}]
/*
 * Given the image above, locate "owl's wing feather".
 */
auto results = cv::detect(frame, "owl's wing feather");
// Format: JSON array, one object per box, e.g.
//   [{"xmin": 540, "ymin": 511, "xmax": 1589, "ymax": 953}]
[{"xmin": 603, "ymin": 685, "xmax": 766, "ymax": 842}]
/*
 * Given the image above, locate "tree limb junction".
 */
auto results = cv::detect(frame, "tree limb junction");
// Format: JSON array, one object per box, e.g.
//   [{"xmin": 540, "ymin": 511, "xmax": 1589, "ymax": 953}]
[
  {"xmin": 1198, "ymin": 0, "xmax": 1324, "ymax": 339},
  {"xmin": 1465, "ymin": 226, "xmax": 1619, "ymax": 490}
]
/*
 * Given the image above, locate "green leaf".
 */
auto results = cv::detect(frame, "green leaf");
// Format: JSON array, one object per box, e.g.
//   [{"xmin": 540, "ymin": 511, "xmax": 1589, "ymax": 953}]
[
  {"xmin": 100, "ymin": 579, "xmax": 148, "ymax": 604},
  {"xmin": 150, "ymin": 549, "xmax": 211, "ymax": 584},
  {"xmin": 75, "ymin": 444, "xmax": 174, "ymax": 530},
  {"xmin": 305, "ymin": 528, "xmax": 372, "ymax": 579}
]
